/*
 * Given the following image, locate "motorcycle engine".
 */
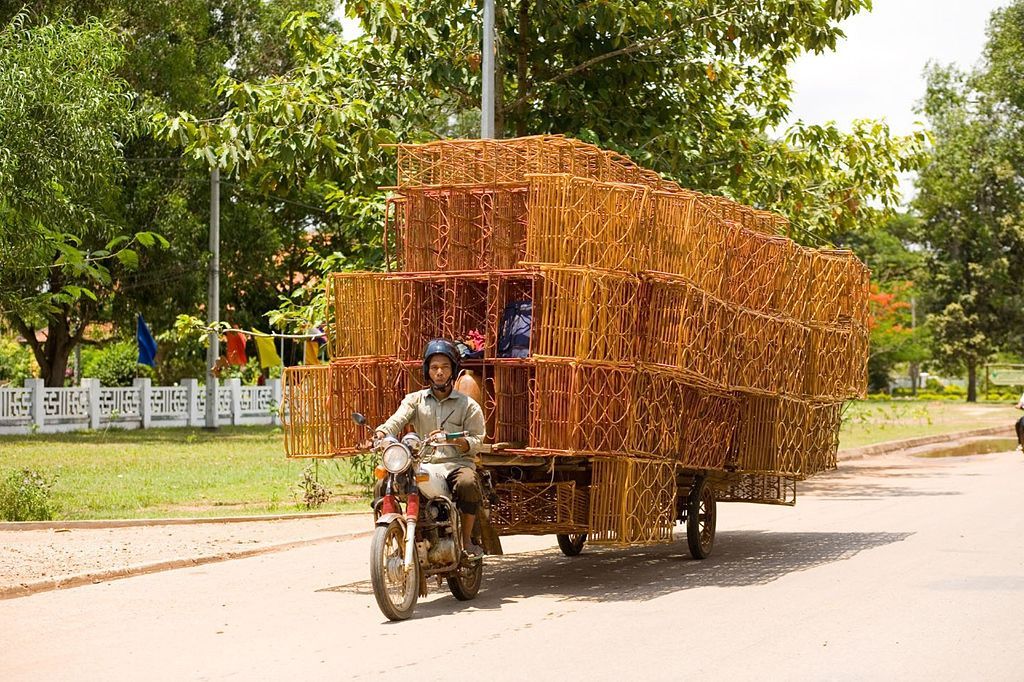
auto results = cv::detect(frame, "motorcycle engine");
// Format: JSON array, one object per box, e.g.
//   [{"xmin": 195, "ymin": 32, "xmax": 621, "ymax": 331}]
[
  {"xmin": 427, "ymin": 538, "xmax": 457, "ymax": 566},
  {"xmin": 426, "ymin": 500, "xmax": 449, "ymax": 523}
]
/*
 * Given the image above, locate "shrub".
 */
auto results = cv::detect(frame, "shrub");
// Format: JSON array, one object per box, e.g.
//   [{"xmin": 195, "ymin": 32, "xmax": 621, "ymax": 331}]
[
  {"xmin": 82, "ymin": 341, "xmax": 152, "ymax": 387},
  {"xmin": 0, "ymin": 337, "xmax": 34, "ymax": 386},
  {"xmin": 0, "ymin": 468, "xmax": 56, "ymax": 521},
  {"xmin": 297, "ymin": 463, "xmax": 331, "ymax": 509},
  {"xmin": 154, "ymin": 332, "xmax": 205, "ymax": 385}
]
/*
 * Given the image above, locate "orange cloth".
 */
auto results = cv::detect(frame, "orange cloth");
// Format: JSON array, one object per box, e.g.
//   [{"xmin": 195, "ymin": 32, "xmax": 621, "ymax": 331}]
[{"xmin": 225, "ymin": 331, "xmax": 248, "ymax": 366}]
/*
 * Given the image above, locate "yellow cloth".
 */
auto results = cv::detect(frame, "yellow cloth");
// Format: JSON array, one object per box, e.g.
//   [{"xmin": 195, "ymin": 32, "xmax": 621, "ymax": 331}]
[
  {"xmin": 303, "ymin": 340, "xmax": 322, "ymax": 365},
  {"xmin": 253, "ymin": 332, "xmax": 282, "ymax": 369}
]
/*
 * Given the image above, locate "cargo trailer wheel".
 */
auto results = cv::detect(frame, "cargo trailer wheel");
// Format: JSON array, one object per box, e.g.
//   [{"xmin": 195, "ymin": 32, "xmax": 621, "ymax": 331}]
[
  {"xmin": 686, "ymin": 476, "xmax": 716, "ymax": 560},
  {"xmin": 556, "ymin": 533, "xmax": 588, "ymax": 556}
]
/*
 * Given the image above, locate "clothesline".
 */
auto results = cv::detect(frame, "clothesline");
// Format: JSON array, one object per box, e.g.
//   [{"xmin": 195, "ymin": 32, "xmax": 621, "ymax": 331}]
[{"xmin": 223, "ymin": 328, "xmax": 326, "ymax": 340}]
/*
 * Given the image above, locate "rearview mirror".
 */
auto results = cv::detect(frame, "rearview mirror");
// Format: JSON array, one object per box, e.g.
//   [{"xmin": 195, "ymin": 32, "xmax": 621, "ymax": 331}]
[{"xmin": 351, "ymin": 412, "xmax": 367, "ymax": 425}]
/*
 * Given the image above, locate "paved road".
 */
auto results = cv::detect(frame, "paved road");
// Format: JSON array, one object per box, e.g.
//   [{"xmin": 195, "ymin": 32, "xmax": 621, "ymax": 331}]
[{"xmin": 3, "ymin": 448, "xmax": 1023, "ymax": 681}]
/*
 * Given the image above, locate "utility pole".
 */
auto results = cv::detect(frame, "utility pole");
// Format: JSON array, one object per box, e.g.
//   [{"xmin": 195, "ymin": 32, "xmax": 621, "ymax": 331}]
[
  {"xmin": 481, "ymin": 0, "xmax": 495, "ymax": 138},
  {"xmin": 205, "ymin": 167, "xmax": 220, "ymax": 429}
]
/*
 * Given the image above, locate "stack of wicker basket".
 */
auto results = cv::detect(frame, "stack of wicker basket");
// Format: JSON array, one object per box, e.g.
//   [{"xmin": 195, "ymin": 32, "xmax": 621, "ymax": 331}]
[{"xmin": 281, "ymin": 135, "xmax": 869, "ymax": 539}]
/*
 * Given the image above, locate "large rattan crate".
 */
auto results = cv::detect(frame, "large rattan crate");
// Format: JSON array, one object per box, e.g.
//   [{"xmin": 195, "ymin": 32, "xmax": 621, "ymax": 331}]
[
  {"xmin": 393, "ymin": 184, "xmax": 529, "ymax": 272},
  {"xmin": 282, "ymin": 357, "xmax": 406, "ymax": 458},
  {"xmin": 489, "ymin": 480, "xmax": 589, "ymax": 535},
  {"xmin": 588, "ymin": 458, "xmax": 676, "ymax": 544},
  {"xmin": 716, "ymin": 474, "xmax": 797, "ymax": 506},
  {"xmin": 732, "ymin": 395, "xmax": 842, "ymax": 479}
]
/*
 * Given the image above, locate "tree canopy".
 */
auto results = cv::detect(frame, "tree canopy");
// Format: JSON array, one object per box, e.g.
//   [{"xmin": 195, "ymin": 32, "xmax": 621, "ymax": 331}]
[
  {"xmin": 0, "ymin": 3, "xmax": 345, "ymax": 385},
  {"xmin": 913, "ymin": 2, "xmax": 1024, "ymax": 400},
  {"xmin": 165, "ymin": 1, "xmax": 927, "ymax": 244}
]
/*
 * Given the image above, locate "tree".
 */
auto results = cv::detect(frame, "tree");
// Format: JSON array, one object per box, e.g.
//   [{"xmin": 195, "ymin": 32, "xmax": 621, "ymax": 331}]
[
  {"xmin": 0, "ymin": 13, "xmax": 141, "ymax": 386},
  {"xmin": 914, "ymin": 56, "xmax": 1024, "ymax": 401},
  {"xmin": 0, "ymin": 3, "xmax": 346, "ymax": 383},
  {"xmin": 839, "ymin": 213, "xmax": 930, "ymax": 392}
]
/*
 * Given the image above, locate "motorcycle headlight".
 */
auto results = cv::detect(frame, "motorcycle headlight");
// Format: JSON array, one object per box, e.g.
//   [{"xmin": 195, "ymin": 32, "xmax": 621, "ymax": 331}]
[{"xmin": 382, "ymin": 443, "xmax": 412, "ymax": 474}]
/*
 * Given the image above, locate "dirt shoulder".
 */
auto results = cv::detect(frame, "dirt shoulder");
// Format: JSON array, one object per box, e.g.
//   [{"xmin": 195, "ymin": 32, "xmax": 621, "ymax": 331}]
[{"xmin": 0, "ymin": 514, "xmax": 372, "ymax": 598}]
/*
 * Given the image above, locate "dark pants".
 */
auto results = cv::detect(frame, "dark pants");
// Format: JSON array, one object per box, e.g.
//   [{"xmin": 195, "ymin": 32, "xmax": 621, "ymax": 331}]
[
  {"xmin": 1016, "ymin": 416, "xmax": 1024, "ymax": 447},
  {"xmin": 446, "ymin": 466, "xmax": 481, "ymax": 515}
]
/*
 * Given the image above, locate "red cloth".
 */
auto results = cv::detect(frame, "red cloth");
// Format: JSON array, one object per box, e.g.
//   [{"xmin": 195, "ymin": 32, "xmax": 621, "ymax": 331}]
[{"xmin": 225, "ymin": 331, "xmax": 248, "ymax": 366}]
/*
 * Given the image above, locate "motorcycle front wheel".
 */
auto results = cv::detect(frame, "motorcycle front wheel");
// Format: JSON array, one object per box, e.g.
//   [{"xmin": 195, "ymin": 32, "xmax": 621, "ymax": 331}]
[
  {"xmin": 370, "ymin": 519, "xmax": 420, "ymax": 621},
  {"xmin": 447, "ymin": 558, "xmax": 483, "ymax": 601}
]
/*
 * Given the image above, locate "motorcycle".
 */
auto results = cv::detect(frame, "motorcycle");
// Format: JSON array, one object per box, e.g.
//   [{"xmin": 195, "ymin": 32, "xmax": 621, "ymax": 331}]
[{"xmin": 353, "ymin": 413, "xmax": 484, "ymax": 621}]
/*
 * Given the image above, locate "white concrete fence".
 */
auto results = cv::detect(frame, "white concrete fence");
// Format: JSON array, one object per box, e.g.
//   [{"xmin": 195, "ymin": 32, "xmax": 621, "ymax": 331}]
[{"xmin": 0, "ymin": 378, "xmax": 282, "ymax": 436}]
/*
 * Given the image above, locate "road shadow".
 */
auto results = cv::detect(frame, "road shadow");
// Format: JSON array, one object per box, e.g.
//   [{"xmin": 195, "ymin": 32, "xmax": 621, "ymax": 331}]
[
  {"xmin": 799, "ymin": 461, "xmax": 969, "ymax": 499},
  {"xmin": 321, "ymin": 529, "xmax": 912, "ymax": 616}
]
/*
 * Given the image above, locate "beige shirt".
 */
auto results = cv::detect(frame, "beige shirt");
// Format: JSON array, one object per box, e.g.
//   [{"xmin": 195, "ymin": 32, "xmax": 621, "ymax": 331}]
[{"xmin": 376, "ymin": 389, "xmax": 486, "ymax": 468}]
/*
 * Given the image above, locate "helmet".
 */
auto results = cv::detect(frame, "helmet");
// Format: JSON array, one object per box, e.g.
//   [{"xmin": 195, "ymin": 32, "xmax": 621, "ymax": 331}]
[{"xmin": 422, "ymin": 338, "xmax": 461, "ymax": 384}]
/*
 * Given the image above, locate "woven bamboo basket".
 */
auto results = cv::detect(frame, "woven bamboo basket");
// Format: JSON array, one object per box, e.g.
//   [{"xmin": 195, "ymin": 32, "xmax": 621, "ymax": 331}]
[
  {"xmin": 489, "ymin": 480, "xmax": 589, "ymax": 535},
  {"xmin": 725, "ymin": 308, "xmax": 808, "ymax": 396},
  {"xmin": 328, "ymin": 273, "xmax": 404, "ymax": 359},
  {"xmin": 641, "ymin": 272, "xmax": 728, "ymax": 388},
  {"xmin": 397, "ymin": 271, "xmax": 491, "ymax": 360},
  {"xmin": 588, "ymin": 458, "xmax": 676, "ymax": 544},
  {"xmin": 806, "ymin": 249, "xmax": 871, "ymax": 327},
  {"xmin": 394, "ymin": 135, "xmax": 682, "ymax": 193},
  {"xmin": 492, "ymin": 361, "xmax": 533, "ymax": 446},
  {"xmin": 722, "ymin": 227, "xmax": 795, "ymax": 314},
  {"xmin": 804, "ymin": 323, "xmax": 869, "ymax": 400},
  {"xmin": 393, "ymin": 184, "xmax": 529, "ymax": 272},
  {"xmin": 281, "ymin": 365, "xmax": 334, "ymax": 457},
  {"xmin": 629, "ymin": 368, "xmax": 738, "ymax": 469},
  {"xmin": 716, "ymin": 474, "xmax": 797, "ymax": 506},
  {"xmin": 804, "ymin": 401, "xmax": 843, "ymax": 477},
  {"xmin": 524, "ymin": 174, "xmax": 652, "ymax": 273},
  {"xmin": 650, "ymin": 190, "xmax": 729, "ymax": 294},
  {"xmin": 532, "ymin": 265, "xmax": 642, "ymax": 363},
  {"xmin": 282, "ymin": 357, "xmax": 406, "ymax": 458},
  {"xmin": 775, "ymin": 245, "xmax": 814, "ymax": 322},
  {"xmin": 733, "ymin": 395, "xmax": 843, "ymax": 478},
  {"xmin": 530, "ymin": 358, "xmax": 636, "ymax": 456}
]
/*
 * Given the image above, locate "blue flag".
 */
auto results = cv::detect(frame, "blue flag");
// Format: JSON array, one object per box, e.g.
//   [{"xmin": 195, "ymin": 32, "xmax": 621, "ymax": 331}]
[{"xmin": 137, "ymin": 314, "xmax": 158, "ymax": 367}]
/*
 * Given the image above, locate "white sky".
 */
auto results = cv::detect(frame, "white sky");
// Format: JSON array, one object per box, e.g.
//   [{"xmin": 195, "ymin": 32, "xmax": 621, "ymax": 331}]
[{"xmin": 786, "ymin": 0, "xmax": 1009, "ymax": 135}]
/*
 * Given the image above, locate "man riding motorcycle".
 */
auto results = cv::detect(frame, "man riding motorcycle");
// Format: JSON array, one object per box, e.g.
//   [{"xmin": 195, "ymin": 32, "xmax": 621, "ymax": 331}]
[{"xmin": 371, "ymin": 339, "xmax": 487, "ymax": 557}]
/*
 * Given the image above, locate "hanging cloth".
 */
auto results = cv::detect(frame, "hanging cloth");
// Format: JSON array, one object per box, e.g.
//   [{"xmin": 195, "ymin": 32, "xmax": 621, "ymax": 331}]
[
  {"xmin": 303, "ymin": 340, "xmax": 323, "ymax": 365},
  {"xmin": 137, "ymin": 315, "xmax": 158, "ymax": 367},
  {"xmin": 252, "ymin": 331, "xmax": 282, "ymax": 369},
  {"xmin": 225, "ymin": 330, "xmax": 248, "ymax": 366}
]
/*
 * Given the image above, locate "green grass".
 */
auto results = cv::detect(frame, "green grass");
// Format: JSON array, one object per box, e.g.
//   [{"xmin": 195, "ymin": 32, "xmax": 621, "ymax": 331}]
[
  {"xmin": 1, "ymin": 400, "xmax": 1018, "ymax": 520},
  {"xmin": 0, "ymin": 426, "xmax": 371, "ymax": 520},
  {"xmin": 838, "ymin": 400, "xmax": 1019, "ymax": 450}
]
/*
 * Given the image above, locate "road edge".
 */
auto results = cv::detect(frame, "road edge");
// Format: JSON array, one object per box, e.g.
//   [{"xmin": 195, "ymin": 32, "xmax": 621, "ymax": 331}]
[
  {"xmin": 0, "ymin": 528, "xmax": 373, "ymax": 601},
  {"xmin": 0, "ymin": 510, "xmax": 367, "ymax": 532},
  {"xmin": 838, "ymin": 424, "xmax": 1014, "ymax": 460}
]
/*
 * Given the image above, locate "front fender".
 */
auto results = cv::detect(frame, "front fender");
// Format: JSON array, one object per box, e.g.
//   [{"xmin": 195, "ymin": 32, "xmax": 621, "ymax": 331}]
[{"xmin": 375, "ymin": 513, "xmax": 406, "ymax": 528}]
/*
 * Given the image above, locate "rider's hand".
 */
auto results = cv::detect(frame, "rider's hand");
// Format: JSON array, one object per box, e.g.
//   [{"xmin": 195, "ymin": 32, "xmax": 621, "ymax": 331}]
[
  {"xmin": 359, "ymin": 431, "xmax": 387, "ymax": 450},
  {"xmin": 427, "ymin": 429, "xmax": 446, "ymax": 445}
]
